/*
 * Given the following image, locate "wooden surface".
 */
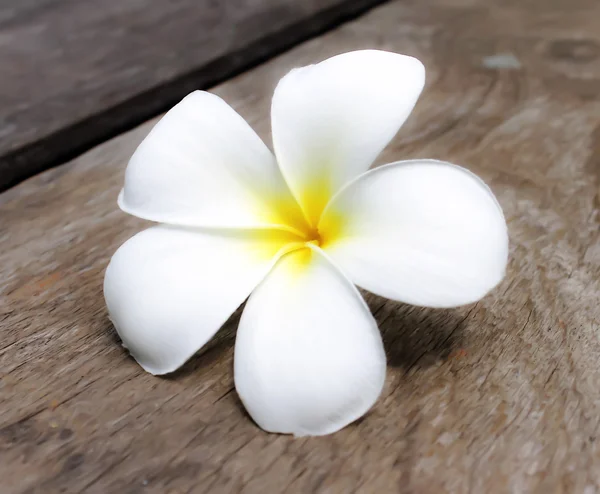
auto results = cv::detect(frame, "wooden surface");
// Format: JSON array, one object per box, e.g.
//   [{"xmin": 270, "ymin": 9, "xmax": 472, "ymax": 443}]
[
  {"xmin": 0, "ymin": 0, "xmax": 387, "ymax": 192},
  {"xmin": 1, "ymin": 0, "xmax": 600, "ymax": 492}
]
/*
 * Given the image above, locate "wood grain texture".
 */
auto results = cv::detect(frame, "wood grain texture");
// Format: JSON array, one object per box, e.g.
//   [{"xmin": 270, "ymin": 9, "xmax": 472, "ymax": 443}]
[
  {"xmin": 1, "ymin": 0, "xmax": 600, "ymax": 492},
  {"xmin": 0, "ymin": 0, "xmax": 388, "ymax": 192}
]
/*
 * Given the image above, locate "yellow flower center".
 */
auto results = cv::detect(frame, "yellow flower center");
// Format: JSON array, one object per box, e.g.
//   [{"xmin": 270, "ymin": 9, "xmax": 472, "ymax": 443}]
[
  {"xmin": 254, "ymin": 175, "xmax": 347, "ymax": 268},
  {"xmin": 304, "ymin": 226, "xmax": 322, "ymax": 245}
]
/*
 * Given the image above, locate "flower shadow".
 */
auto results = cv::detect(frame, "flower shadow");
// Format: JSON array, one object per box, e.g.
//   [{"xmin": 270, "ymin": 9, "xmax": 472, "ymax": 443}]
[
  {"xmin": 163, "ymin": 306, "xmax": 244, "ymax": 379},
  {"xmin": 102, "ymin": 305, "xmax": 241, "ymax": 380},
  {"xmin": 363, "ymin": 293, "xmax": 467, "ymax": 371},
  {"xmin": 105, "ymin": 292, "xmax": 467, "ymax": 380}
]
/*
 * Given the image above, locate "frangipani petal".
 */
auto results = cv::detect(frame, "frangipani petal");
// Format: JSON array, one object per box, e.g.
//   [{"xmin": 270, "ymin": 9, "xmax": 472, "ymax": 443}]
[
  {"xmin": 234, "ymin": 246, "xmax": 386, "ymax": 436},
  {"xmin": 271, "ymin": 50, "xmax": 425, "ymax": 225},
  {"xmin": 104, "ymin": 225, "xmax": 298, "ymax": 375},
  {"xmin": 120, "ymin": 91, "xmax": 307, "ymax": 233},
  {"xmin": 320, "ymin": 160, "xmax": 508, "ymax": 308}
]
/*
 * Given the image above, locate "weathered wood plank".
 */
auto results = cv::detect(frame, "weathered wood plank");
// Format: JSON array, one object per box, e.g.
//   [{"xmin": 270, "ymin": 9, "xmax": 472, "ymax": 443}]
[
  {"xmin": 0, "ymin": 0, "xmax": 388, "ymax": 192},
  {"xmin": 1, "ymin": 0, "xmax": 600, "ymax": 492}
]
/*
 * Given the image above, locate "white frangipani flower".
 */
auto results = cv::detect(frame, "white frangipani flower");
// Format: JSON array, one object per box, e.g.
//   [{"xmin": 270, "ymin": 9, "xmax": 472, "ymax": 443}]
[{"xmin": 104, "ymin": 50, "xmax": 508, "ymax": 436}]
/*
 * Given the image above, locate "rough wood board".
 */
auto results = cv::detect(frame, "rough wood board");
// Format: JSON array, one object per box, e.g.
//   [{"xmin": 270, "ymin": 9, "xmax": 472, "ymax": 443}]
[
  {"xmin": 1, "ymin": 0, "xmax": 600, "ymax": 492},
  {"xmin": 0, "ymin": 0, "xmax": 388, "ymax": 192}
]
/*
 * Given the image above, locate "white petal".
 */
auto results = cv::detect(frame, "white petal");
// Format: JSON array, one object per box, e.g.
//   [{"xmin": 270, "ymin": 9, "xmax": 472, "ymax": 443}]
[
  {"xmin": 234, "ymin": 246, "xmax": 386, "ymax": 436},
  {"xmin": 120, "ymin": 91, "xmax": 307, "ymax": 232},
  {"xmin": 104, "ymin": 225, "xmax": 297, "ymax": 374},
  {"xmin": 319, "ymin": 160, "xmax": 509, "ymax": 308},
  {"xmin": 271, "ymin": 50, "xmax": 425, "ymax": 225}
]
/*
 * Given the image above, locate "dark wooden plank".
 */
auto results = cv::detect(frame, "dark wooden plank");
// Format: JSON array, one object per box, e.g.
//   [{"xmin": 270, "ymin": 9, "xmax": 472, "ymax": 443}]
[
  {"xmin": 0, "ymin": 0, "xmax": 389, "ymax": 192},
  {"xmin": 1, "ymin": 0, "xmax": 600, "ymax": 492}
]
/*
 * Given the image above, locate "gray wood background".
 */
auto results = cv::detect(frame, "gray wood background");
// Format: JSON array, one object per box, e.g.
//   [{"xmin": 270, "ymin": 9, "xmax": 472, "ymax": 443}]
[{"xmin": 0, "ymin": 0, "xmax": 387, "ymax": 191}]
